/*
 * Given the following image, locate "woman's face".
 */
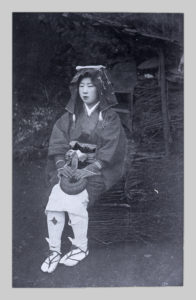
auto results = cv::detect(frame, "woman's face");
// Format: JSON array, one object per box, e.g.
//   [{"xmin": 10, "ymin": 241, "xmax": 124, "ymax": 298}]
[{"xmin": 79, "ymin": 77, "xmax": 98, "ymax": 107}]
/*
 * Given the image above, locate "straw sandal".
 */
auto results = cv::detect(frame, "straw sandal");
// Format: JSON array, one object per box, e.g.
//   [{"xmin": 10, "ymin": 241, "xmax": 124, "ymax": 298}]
[
  {"xmin": 59, "ymin": 245, "xmax": 89, "ymax": 267},
  {"xmin": 41, "ymin": 251, "xmax": 61, "ymax": 273}
]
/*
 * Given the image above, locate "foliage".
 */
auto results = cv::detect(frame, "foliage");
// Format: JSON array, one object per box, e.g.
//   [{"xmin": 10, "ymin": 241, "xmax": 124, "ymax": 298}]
[{"xmin": 13, "ymin": 101, "xmax": 62, "ymax": 161}]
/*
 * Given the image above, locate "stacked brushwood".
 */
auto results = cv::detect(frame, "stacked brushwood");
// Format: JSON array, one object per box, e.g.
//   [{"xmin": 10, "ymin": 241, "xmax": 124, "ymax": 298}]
[
  {"xmin": 167, "ymin": 81, "xmax": 184, "ymax": 152},
  {"xmin": 122, "ymin": 78, "xmax": 165, "ymax": 209},
  {"xmin": 124, "ymin": 76, "xmax": 183, "ymax": 202},
  {"xmin": 133, "ymin": 78, "xmax": 165, "ymax": 157},
  {"xmin": 133, "ymin": 77, "xmax": 183, "ymax": 157}
]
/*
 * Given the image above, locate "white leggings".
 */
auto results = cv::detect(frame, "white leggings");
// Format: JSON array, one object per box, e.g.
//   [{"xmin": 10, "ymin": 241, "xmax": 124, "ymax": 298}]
[{"xmin": 46, "ymin": 210, "xmax": 88, "ymax": 253}]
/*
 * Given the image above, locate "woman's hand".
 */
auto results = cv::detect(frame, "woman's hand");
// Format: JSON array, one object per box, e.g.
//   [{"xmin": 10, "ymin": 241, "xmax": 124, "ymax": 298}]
[
  {"xmin": 57, "ymin": 165, "xmax": 74, "ymax": 179},
  {"xmin": 74, "ymin": 169, "xmax": 88, "ymax": 180}
]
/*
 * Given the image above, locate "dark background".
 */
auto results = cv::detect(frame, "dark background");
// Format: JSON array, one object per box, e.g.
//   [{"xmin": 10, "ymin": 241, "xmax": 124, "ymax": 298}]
[{"xmin": 13, "ymin": 13, "xmax": 183, "ymax": 287}]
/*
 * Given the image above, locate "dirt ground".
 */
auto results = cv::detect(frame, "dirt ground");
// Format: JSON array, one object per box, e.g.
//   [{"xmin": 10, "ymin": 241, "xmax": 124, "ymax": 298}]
[{"xmin": 13, "ymin": 153, "xmax": 183, "ymax": 287}]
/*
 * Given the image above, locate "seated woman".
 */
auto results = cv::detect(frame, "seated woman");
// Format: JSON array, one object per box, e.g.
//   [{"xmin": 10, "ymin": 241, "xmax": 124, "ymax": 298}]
[{"xmin": 41, "ymin": 65, "xmax": 127, "ymax": 273}]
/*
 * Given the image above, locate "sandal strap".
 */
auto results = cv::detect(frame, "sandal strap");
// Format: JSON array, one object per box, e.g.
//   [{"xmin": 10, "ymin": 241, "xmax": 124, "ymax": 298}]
[
  {"xmin": 65, "ymin": 248, "xmax": 88, "ymax": 262},
  {"xmin": 44, "ymin": 251, "xmax": 61, "ymax": 266}
]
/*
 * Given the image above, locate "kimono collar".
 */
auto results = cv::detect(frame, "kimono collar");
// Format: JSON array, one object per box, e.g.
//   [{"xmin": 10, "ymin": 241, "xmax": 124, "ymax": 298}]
[{"xmin": 84, "ymin": 102, "xmax": 100, "ymax": 116}]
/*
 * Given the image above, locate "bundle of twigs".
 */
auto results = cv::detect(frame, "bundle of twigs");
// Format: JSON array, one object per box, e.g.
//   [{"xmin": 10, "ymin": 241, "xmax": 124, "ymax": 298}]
[{"xmin": 134, "ymin": 79, "xmax": 164, "ymax": 154}]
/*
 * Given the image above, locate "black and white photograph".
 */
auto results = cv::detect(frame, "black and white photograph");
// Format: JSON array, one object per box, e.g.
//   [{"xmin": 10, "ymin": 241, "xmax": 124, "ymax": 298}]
[{"xmin": 12, "ymin": 12, "xmax": 184, "ymax": 287}]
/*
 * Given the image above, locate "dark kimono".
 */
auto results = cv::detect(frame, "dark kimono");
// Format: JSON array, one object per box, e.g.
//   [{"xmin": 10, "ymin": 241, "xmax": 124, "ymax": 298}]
[{"xmin": 46, "ymin": 67, "xmax": 127, "ymax": 205}]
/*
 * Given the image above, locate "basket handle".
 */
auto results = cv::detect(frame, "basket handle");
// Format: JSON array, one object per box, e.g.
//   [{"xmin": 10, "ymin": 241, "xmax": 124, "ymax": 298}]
[{"xmin": 70, "ymin": 151, "xmax": 78, "ymax": 172}]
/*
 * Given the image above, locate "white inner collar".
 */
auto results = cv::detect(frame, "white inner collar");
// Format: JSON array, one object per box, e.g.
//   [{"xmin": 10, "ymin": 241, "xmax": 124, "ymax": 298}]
[{"xmin": 84, "ymin": 102, "xmax": 100, "ymax": 116}]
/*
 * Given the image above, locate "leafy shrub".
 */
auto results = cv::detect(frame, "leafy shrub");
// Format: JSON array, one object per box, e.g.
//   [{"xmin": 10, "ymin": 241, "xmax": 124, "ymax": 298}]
[{"xmin": 13, "ymin": 102, "xmax": 62, "ymax": 161}]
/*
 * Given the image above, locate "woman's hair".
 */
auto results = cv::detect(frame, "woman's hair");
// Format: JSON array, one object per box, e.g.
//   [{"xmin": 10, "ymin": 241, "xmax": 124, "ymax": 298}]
[{"xmin": 78, "ymin": 72, "xmax": 98, "ymax": 87}]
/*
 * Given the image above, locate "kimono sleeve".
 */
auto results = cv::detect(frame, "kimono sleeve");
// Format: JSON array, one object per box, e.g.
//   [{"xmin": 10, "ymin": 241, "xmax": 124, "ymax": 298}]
[
  {"xmin": 96, "ymin": 111, "xmax": 126, "ymax": 166},
  {"xmin": 48, "ymin": 113, "xmax": 70, "ymax": 157}
]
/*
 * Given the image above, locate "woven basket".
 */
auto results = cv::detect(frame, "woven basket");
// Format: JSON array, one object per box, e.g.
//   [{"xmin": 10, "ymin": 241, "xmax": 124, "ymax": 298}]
[{"xmin": 60, "ymin": 175, "xmax": 87, "ymax": 195}]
